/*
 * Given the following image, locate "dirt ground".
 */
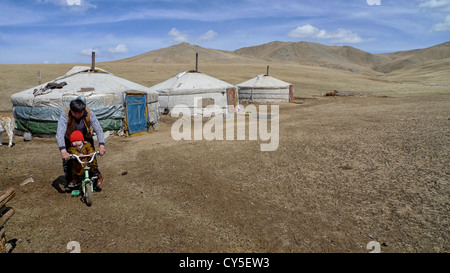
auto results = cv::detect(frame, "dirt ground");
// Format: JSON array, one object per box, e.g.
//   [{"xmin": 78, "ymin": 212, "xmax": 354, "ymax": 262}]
[{"xmin": 1, "ymin": 90, "xmax": 449, "ymax": 253}]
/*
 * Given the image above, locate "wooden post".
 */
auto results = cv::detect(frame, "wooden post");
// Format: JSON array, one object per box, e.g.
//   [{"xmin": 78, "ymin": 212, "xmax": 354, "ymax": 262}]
[
  {"xmin": 0, "ymin": 188, "xmax": 16, "ymax": 253},
  {"xmin": 289, "ymin": 85, "xmax": 294, "ymax": 102},
  {"xmin": 38, "ymin": 70, "xmax": 41, "ymax": 85},
  {"xmin": 0, "ymin": 208, "xmax": 15, "ymax": 228},
  {"xmin": 266, "ymin": 65, "xmax": 269, "ymax": 76},
  {"xmin": 0, "ymin": 188, "xmax": 15, "ymax": 208}
]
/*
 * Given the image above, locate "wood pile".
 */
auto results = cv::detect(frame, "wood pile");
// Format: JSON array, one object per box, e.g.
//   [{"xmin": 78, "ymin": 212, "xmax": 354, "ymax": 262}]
[
  {"xmin": 324, "ymin": 90, "xmax": 353, "ymax": 96},
  {"xmin": 0, "ymin": 188, "xmax": 15, "ymax": 253}
]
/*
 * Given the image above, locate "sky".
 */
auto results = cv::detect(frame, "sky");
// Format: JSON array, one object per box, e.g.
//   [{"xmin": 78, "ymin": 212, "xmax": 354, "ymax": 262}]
[{"xmin": 0, "ymin": 0, "xmax": 449, "ymax": 64}]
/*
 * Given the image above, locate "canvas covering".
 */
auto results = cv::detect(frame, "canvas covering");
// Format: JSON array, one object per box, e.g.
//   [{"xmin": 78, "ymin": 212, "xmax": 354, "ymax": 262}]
[
  {"xmin": 10, "ymin": 66, "xmax": 159, "ymax": 135},
  {"xmin": 149, "ymin": 70, "xmax": 236, "ymax": 114},
  {"xmin": 237, "ymin": 74, "xmax": 292, "ymax": 103}
]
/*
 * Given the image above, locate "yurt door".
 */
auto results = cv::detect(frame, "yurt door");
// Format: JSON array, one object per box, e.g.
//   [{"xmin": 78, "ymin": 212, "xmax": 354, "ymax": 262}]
[
  {"xmin": 125, "ymin": 93, "xmax": 148, "ymax": 136},
  {"xmin": 226, "ymin": 87, "xmax": 237, "ymax": 112},
  {"xmin": 289, "ymin": 85, "xmax": 294, "ymax": 102}
]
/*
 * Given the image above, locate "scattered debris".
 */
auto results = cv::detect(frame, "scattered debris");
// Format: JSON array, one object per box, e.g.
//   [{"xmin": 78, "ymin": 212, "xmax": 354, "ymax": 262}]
[
  {"xmin": 23, "ymin": 132, "xmax": 32, "ymax": 142},
  {"xmin": 20, "ymin": 177, "xmax": 34, "ymax": 186},
  {"xmin": 325, "ymin": 90, "xmax": 353, "ymax": 97},
  {"xmin": 325, "ymin": 90, "xmax": 390, "ymax": 98}
]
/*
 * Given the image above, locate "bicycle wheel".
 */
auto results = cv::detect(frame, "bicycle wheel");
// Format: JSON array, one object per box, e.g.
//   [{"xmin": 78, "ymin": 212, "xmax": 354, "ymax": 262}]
[{"xmin": 85, "ymin": 184, "xmax": 93, "ymax": 206}]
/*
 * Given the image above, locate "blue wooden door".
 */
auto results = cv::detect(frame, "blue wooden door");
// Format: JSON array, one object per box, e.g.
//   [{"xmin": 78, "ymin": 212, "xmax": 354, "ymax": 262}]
[{"xmin": 125, "ymin": 94, "xmax": 148, "ymax": 135}]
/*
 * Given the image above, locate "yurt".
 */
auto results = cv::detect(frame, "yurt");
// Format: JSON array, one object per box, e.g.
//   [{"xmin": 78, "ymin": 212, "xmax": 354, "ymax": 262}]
[
  {"xmin": 149, "ymin": 69, "xmax": 238, "ymax": 115},
  {"xmin": 237, "ymin": 68, "xmax": 293, "ymax": 103},
  {"xmin": 11, "ymin": 65, "xmax": 160, "ymax": 137}
]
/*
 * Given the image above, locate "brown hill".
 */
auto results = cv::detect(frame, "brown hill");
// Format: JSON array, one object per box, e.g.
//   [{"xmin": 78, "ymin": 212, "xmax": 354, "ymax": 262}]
[
  {"xmin": 382, "ymin": 41, "xmax": 450, "ymax": 60},
  {"xmin": 116, "ymin": 42, "xmax": 263, "ymax": 65},
  {"xmin": 374, "ymin": 41, "xmax": 450, "ymax": 73},
  {"xmin": 114, "ymin": 41, "xmax": 450, "ymax": 78},
  {"xmin": 234, "ymin": 41, "xmax": 450, "ymax": 76},
  {"xmin": 235, "ymin": 41, "xmax": 390, "ymax": 72}
]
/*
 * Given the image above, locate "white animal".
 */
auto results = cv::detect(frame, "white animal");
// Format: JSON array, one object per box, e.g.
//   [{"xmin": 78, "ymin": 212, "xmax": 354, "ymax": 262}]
[{"xmin": 0, "ymin": 115, "xmax": 14, "ymax": 147}]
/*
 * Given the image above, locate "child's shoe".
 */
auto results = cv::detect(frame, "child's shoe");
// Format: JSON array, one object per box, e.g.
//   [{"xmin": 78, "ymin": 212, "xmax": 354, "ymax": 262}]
[{"xmin": 68, "ymin": 176, "xmax": 78, "ymax": 188}]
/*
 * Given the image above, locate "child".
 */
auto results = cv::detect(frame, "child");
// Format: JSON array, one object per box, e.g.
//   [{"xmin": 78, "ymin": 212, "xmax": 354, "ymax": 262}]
[{"xmin": 67, "ymin": 130, "xmax": 100, "ymax": 188}]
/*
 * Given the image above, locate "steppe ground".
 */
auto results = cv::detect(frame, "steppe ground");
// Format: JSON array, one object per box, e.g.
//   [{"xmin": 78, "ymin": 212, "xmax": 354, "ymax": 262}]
[{"xmin": 0, "ymin": 61, "xmax": 448, "ymax": 253}]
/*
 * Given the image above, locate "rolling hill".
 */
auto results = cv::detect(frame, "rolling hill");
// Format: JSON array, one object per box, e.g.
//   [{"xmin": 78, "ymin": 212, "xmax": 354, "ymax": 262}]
[
  {"xmin": 374, "ymin": 41, "xmax": 450, "ymax": 73},
  {"xmin": 114, "ymin": 40, "xmax": 450, "ymax": 79},
  {"xmin": 116, "ymin": 42, "xmax": 264, "ymax": 64},
  {"xmin": 235, "ymin": 41, "xmax": 390, "ymax": 71}
]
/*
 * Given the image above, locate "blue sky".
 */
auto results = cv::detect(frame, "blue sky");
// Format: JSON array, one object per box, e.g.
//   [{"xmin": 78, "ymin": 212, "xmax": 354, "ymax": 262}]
[{"xmin": 0, "ymin": 0, "xmax": 449, "ymax": 64}]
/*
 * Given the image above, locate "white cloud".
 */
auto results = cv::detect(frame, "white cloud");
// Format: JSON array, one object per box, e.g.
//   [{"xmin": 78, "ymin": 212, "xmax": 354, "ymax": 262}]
[
  {"xmin": 79, "ymin": 48, "xmax": 101, "ymax": 56},
  {"xmin": 417, "ymin": 0, "xmax": 450, "ymax": 32},
  {"xmin": 418, "ymin": 0, "xmax": 450, "ymax": 11},
  {"xmin": 288, "ymin": 24, "xmax": 372, "ymax": 44},
  {"xmin": 168, "ymin": 28, "xmax": 188, "ymax": 43},
  {"xmin": 36, "ymin": 0, "xmax": 71, "ymax": 5},
  {"xmin": 431, "ymin": 15, "xmax": 450, "ymax": 31},
  {"xmin": 323, "ymin": 29, "xmax": 370, "ymax": 44},
  {"xmin": 108, "ymin": 44, "xmax": 129, "ymax": 54},
  {"xmin": 199, "ymin": 30, "xmax": 218, "ymax": 41},
  {"xmin": 36, "ymin": 0, "xmax": 96, "ymax": 10},
  {"xmin": 288, "ymin": 24, "xmax": 321, "ymax": 38}
]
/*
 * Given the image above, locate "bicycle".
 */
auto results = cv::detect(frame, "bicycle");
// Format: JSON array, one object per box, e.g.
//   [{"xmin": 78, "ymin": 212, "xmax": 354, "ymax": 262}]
[{"xmin": 69, "ymin": 151, "xmax": 100, "ymax": 206}]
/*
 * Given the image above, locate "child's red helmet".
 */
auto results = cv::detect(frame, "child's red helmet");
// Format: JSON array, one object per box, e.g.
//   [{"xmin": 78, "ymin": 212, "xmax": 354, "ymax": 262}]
[{"xmin": 70, "ymin": 130, "xmax": 84, "ymax": 142}]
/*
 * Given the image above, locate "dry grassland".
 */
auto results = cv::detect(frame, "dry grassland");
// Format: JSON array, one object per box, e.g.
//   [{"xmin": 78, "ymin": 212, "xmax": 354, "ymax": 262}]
[{"xmin": 0, "ymin": 59, "xmax": 448, "ymax": 253}]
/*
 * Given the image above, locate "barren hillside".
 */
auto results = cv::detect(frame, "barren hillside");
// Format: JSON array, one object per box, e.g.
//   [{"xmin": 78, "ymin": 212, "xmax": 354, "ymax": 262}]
[
  {"xmin": 235, "ymin": 41, "xmax": 450, "ymax": 77},
  {"xmin": 235, "ymin": 41, "xmax": 389, "ymax": 73},
  {"xmin": 374, "ymin": 41, "xmax": 450, "ymax": 73},
  {"xmin": 116, "ymin": 42, "xmax": 264, "ymax": 65},
  {"xmin": 113, "ymin": 41, "xmax": 450, "ymax": 81}
]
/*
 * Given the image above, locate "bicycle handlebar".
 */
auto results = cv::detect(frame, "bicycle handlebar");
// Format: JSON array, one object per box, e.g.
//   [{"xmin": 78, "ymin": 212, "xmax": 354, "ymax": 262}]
[{"xmin": 70, "ymin": 151, "xmax": 100, "ymax": 164}]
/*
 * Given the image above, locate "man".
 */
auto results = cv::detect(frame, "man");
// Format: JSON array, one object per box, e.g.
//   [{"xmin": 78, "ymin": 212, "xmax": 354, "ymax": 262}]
[{"xmin": 56, "ymin": 98, "xmax": 106, "ymax": 192}]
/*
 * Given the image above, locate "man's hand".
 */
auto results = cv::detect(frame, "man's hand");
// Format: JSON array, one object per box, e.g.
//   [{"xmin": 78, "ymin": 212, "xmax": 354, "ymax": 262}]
[
  {"xmin": 61, "ymin": 149, "xmax": 71, "ymax": 160},
  {"xmin": 99, "ymin": 144, "xmax": 106, "ymax": 156}
]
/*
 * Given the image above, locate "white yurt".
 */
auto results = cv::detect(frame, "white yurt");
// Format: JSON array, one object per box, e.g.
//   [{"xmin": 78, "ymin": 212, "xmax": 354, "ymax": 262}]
[
  {"xmin": 149, "ymin": 69, "xmax": 238, "ymax": 115},
  {"xmin": 11, "ymin": 66, "xmax": 160, "ymax": 136},
  {"xmin": 237, "ymin": 68, "xmax": 293, "ymax": 103}
]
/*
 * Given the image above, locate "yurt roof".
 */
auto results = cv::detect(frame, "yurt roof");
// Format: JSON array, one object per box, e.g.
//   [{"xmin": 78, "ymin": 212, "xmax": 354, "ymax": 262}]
[
  {"xmin": 11, "ymin": 66, "xmax": 156, "ymax": 107},
  {"xmin": 149, "ymin": 70, "xmax": 234, "ymax": 95},
  {"xmin": 237, "ymin": 74, "xmax": 292, "ymax": 88}
]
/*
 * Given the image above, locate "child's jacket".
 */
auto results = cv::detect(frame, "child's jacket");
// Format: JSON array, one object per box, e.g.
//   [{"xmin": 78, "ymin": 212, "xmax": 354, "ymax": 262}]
[{"xmin": 68, "ymin": 142, "xmax": 98, "ymax": 176}]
